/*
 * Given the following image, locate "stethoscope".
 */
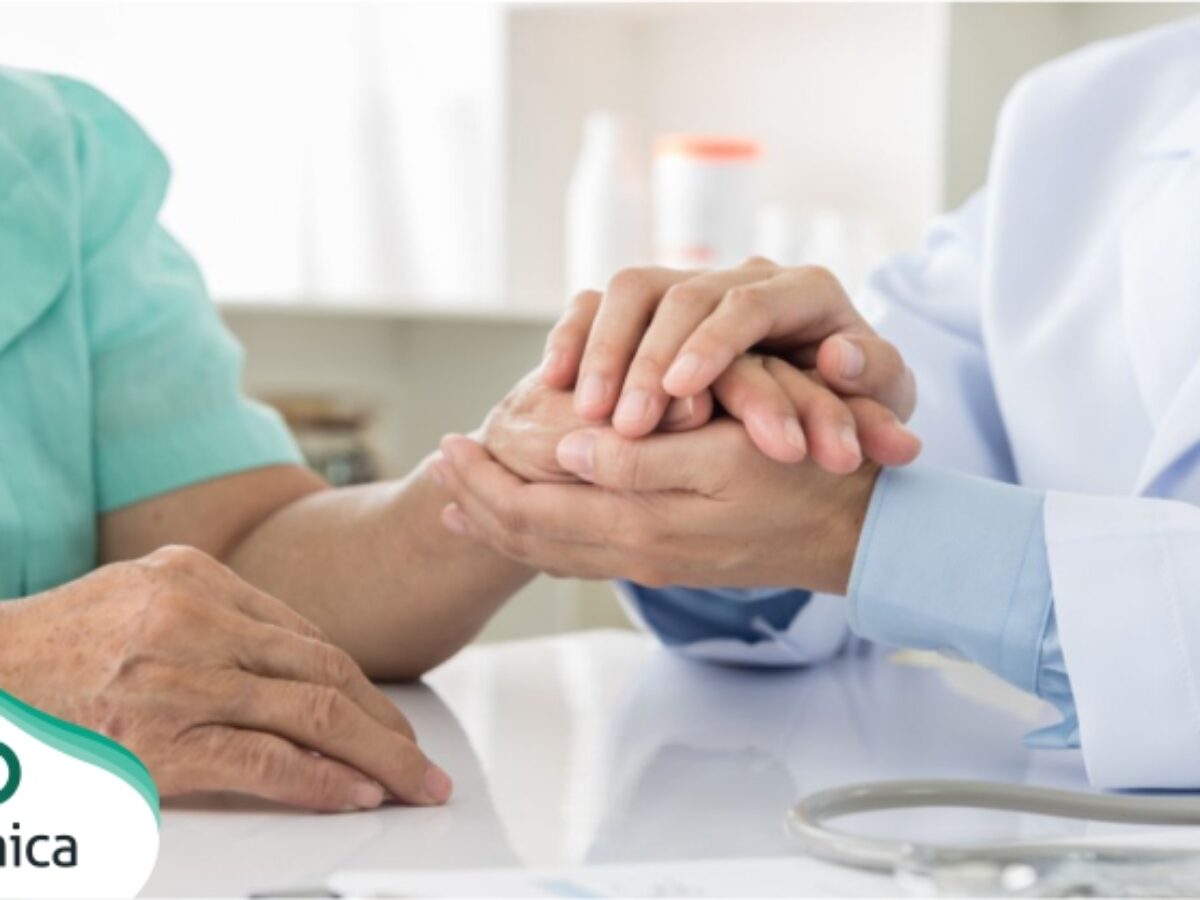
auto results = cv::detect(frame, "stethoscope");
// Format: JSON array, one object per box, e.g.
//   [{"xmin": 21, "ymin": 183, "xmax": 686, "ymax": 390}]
[{"xmin": 788, "ymin": 779, "xmax": 1200, "ymax": 896}]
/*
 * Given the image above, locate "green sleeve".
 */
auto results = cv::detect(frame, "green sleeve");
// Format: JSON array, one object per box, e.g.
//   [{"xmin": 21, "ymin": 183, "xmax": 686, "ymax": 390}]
[{"xmin": 54, "ymin": 77, "xmax": 302, "ymax": 512}]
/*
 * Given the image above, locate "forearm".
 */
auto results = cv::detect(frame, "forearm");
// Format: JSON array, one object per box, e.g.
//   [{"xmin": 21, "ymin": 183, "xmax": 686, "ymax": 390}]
[{"xmin": 225, "ymin": 459, "xmax": 535, "ymax": 680}]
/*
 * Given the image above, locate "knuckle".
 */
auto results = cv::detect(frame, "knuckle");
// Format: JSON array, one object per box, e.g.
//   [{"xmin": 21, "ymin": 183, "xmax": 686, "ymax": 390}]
[
  {"xmin": 607, "ymin": 439, "xmax": 642, "ymax": 488},
  {"xmin": 568, "ymin": 289, "xmax": 601, "ymax": 315},
  {"xmin": 315, "ymin": 645, "xmax": 359, "ymax": 689},
  {"xmin": 544, "ymin": 322, "xmax": 576, "ymax": 352},
  {"xmin": 799, "ymin": 263, "xmax": 837, "ymax": 287},
  {"xmin": 606, "ymin": 267, "xmax": 653, "ymax": 298},
  {"xmin": 292, "ymin": 614, "xmax": 328, "ymax": 644},
  {"xmin": 304, "ymin": 686, "xmax": 347, "ymax": 738},
  {"xmin": 628, "ymin": 353, "xmax": 667, "ymax": 384},
  {"xmin": 660, "ymin": 283, "xmax": 702, "ymax": 310},
  {"xmin": 724, "ymin": 284, "xmax": 764, "ymax": 310},
  {"xmin": 819, "ymin": 391, "xmax": 855, "ymax": 424},
  {"xmin": 496, "ymin": 494, "xmax": 529, "ymax": 533},
  {"xmin": 113, "ymin": 654, "xmax": 167, "ymax": 691},
  {"xmin": 874, "ymin": 341, "xmax": 907, "ymax": 380},
  {"xmin": 146, "ymin": 544, "xmax": 212, "ymax": 574},
  {"xmin": 139, "ymin": 588, "xmax": 201, "ymax": 640},
  {"xmin": 762, "ymin": 355, "xmax": 793, "ymax": 378},
  {"xmin": 723, "ymin": 288, "xmax": 772, "ymax": 332},
  {"xmin": 740, "ymin": 254, "xmax": 776, "ymax": 269},
  {"xmin": 242, "ymin": 735, "xmax": 292, "ymax": 786},
  {"xmin": 306, "ymin": 762, "xmax": 352, "ymax": 808},
  {"xmin": 581, "ymin": 338, "xmax": 627, "ymax": 372}
]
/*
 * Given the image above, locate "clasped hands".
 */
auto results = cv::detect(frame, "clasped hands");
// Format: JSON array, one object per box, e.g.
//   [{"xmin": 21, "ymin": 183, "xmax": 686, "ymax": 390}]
[{"xmin": 431, "ymin": 258, "xmax": 920, "ymax": 595}]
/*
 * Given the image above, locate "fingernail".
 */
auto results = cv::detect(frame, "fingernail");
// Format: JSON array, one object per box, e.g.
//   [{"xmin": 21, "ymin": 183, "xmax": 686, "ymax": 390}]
[
  {"xmin": 424, "ymin": 764, "xmax": 453, "ymax": 804},
  {"xmin": 557, "ymin": 430, "xmax": 598, "ymax": 479},
  {"xmin": 664, "ymin": 353, "xmax": 704, "ymax": 390},
  {"xmin": 838, "ymin": 338, "xmax": 865, "ymax": 379},
  {"xmin": 350, "ymin": 780, "xmax": 385, "ymax": 810},
  {"xmin": 664, "ymin": 395, "xmax": 696, "ymax": 425},
  {"xmin": 839, "ymin": 425, "xmax": 862, "ymax": 460},
  {"xmin": 783, "ymin": 417, "xmax": 807, "ymax": 454},
  {"xmin": 577, "ymin": 374, "xmax": 607, "ymax": 411},
  {"xmin": 442, "ymin": 505, "xmax": 469, "ymax": 536},
  {"xmin": 614, "ymin": 390, "xmax": 651, "ymax": 429}
]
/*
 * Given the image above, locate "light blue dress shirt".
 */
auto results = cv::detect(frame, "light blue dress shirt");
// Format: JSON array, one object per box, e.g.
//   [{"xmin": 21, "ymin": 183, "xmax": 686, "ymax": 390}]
[{"xmin": 622, "ymin": 465, "xmax": 1079, "ymax": 747}]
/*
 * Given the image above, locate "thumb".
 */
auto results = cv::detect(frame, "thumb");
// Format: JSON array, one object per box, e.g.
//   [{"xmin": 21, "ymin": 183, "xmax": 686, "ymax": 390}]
[{"xmin": 556, "ymin": 425, "xmax": 726, "ymax": 492}]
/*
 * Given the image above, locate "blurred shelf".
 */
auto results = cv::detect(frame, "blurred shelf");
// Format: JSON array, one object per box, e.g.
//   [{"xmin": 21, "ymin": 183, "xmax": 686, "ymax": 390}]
[{"xmin": 216, "ymin": 297, "xmax": 560, "ymax": 327}]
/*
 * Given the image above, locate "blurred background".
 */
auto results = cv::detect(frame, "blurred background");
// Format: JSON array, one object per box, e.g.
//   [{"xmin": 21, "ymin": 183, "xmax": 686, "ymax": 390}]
[{"xmin": 1, "ymin": 1, "xmax": 1195, "ymax": 641}]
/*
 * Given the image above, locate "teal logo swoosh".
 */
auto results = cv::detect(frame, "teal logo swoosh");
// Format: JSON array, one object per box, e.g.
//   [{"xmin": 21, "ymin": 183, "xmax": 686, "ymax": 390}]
[
  {"xmin": 0, "ymin": 741, "xmax": 19, "ymax": 804},
  {"xmin": 0, "ymin": 692, "xmax": 157, "ymax": 824}
]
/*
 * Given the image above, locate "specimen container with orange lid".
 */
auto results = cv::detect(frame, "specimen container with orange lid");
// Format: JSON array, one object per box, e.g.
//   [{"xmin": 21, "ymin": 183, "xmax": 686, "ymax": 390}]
[{"xmin": 652, "ymin": 134, "xmax": 762, "ymax": 269}]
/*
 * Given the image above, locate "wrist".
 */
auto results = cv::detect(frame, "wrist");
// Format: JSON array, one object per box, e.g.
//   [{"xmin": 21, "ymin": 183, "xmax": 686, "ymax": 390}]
[
  {"xmin": 813, "ymin": 463, "xmax": 881, "ymax": 595},
  {"xmin": 0, "ymin": 593, "xmax": 47, "ymax": 700}
]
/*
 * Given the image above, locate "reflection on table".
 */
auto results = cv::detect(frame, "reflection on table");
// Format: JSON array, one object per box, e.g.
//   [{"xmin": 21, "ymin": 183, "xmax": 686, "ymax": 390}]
[{"xmin": 145, "ymin": 629, "xmax": 1095, "ymax": 896}]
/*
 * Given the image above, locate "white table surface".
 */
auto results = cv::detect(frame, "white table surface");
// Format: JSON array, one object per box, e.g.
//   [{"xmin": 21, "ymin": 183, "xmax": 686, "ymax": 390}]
[{"xmin": 143, "ymin": 629, "xmax": 1124, "ymax": 896}]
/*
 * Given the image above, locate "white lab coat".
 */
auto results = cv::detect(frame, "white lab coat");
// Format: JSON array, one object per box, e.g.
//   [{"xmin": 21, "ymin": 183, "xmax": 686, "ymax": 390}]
[{"xmin": 626, "ymin": 17, "xmax": 1200, "ymax": 790}]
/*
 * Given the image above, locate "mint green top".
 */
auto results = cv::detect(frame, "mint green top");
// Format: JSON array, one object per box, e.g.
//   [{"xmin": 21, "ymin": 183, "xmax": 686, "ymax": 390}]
[{"xmin": 0, "ymin": 69, "xmax": 300, "ymax": 598}]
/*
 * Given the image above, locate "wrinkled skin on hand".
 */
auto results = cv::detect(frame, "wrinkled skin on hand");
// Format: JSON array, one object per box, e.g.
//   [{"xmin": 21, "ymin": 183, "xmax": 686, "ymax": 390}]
[
  {"xmin": 480, "ymin": 369, "xmax": 713, "ymax": 484},
  {"xmin": 0, "ymin": 545, "xmax": 449, "ymax": 811}
]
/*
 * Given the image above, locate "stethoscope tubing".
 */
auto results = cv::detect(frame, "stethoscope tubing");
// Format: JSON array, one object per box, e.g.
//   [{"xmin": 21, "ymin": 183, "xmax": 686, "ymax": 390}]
[{"xmin": 786, "ymin": 779, "xmax": 1200, "ymax": 873}]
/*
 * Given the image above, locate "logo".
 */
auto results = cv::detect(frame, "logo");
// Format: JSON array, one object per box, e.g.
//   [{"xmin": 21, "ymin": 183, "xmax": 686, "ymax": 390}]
[
  {"xmin": 0, "ymin": 694, "xmax": 158, "ymax": 896},
  {"xmin": 0, "ymin": 740, "xmax": 77, "ymax": 870},
  {"xmin": 0, "ymin": 742, "xmax": 20, "ymax": 805}
]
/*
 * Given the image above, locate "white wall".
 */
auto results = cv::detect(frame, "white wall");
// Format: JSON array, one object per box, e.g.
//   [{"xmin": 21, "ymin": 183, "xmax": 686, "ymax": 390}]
[
  {"xmin": 0, "ymin": 2, "xmax": 507, "ymax": 301},
  {"xmin": 506, "ymin": 2, "xmax": 948, "ymax": 303}
]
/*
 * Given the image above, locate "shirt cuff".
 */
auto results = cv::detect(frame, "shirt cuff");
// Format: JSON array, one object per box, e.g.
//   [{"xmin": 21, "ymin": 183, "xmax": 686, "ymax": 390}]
[
  {"xmin": 847, "ymin": 465, "xmax": 1053, "ymax": 695},
  {"xmin": 1024, "ymin": 608, "xmax": 1081, "ymax": 748}
]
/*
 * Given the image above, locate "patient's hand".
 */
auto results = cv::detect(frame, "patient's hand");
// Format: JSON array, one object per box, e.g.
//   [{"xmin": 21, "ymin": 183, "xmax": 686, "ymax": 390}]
[
  {"xmin": 0, "ymin": 546, "xmax": 447, "ymax": 811},
  {"xmin": 477, "ymin": 347, "xmax": 881, "ymax": 486},
  {"xmin": 479, "ymin": 369, "xmax": 712, "ymax": 483}
]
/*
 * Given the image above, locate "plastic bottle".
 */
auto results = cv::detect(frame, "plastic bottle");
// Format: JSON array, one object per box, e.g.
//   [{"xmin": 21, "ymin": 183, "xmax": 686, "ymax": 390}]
[
  {"xmin": 564, "ymin": 112, "xmax": 648, "ymax": 296},
  {"xmin": 652, "ymin": 134, "xmax": 761, "ymax": 270}
]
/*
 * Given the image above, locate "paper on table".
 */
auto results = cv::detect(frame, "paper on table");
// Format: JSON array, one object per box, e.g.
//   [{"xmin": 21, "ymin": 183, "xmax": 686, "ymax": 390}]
[{"xmin": 328, "ymin": 856, "xmax": 892, "ymax": 898}]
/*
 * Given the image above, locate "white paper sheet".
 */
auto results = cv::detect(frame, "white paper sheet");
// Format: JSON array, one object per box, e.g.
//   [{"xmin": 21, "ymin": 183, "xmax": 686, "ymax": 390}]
[{"xmin": 328, "ymin": 856, "xmax": 892, "ymax": 898}]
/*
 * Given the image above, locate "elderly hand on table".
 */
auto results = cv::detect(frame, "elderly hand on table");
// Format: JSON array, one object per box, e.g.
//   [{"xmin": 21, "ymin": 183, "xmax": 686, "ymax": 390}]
[
  {"xmin": 435, "ymin": 260, "xmax": 918, "ymax": 592},
  {"xmin": 0, "ymin": 546, "xmax": 451, "ymax": 812}
]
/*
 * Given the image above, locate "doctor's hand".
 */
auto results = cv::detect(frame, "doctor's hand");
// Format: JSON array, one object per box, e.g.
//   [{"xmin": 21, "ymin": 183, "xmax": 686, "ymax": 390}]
[
  {"xmin": 539, "ymin": 260, "xmax": 919, "ymax": 473},
  {"xmin": 435, "ymin": 419, "xmax": 878, "ymax": 594},
  {"xmin": 0, "ymin": 546, "xmax": 452, "ymax": 811}
]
